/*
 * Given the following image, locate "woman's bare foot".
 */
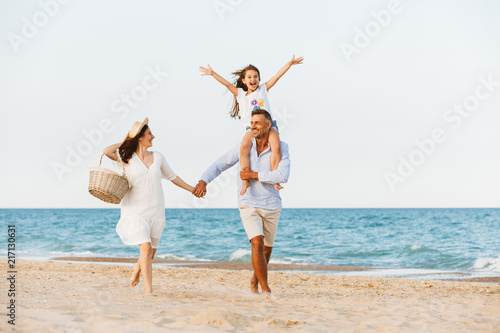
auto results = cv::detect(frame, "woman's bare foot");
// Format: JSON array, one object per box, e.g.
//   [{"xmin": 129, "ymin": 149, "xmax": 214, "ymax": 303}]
[
  {"xmin": 274, "ymin": 183, "xmax": 283, "ymax": 191},
  {"xmin": 130, "ymin": 262, "xmax": 141, "ymax": 287},
  {"xmin": 250, "ymin": 276, "xmax": 259, "ymax": 294},
  {"xmin": 240, "ymin": 180, "xmax": 251, "ymax": 195}
]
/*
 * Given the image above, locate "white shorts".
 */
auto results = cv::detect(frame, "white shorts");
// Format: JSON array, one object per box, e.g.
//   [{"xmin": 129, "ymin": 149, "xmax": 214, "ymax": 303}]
[{"xmin": 238, "ymin": 205, "xmax": 282, "ymax": 247}]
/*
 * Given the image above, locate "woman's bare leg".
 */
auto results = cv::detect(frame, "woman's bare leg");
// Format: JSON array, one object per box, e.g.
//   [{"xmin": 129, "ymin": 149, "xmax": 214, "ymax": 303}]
[
  {"xmin": 139, "ymin": 242, "xmax": 153, "ymax": 293},
  {"xmin": 130, "ymin": 246, "xmax": 157, "ymax": 287},
  {"xmin": 240, "ymin": 131, "xmax": 254, "ymax": 195},
  {"xmin": 130, "ymin": 260, "xmax": 141, "ymax": 287},
  {"xmin": 151, "ymin": 248, "xmax": 157, "ymax": 259},
  {"xmin": 269, "ymin": 129, "xmax": 283, "ymax": 190}
]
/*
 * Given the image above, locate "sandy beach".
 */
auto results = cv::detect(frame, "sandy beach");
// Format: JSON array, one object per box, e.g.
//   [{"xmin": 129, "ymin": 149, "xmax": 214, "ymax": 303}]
[{"xmin": 3, "ymin": 259, "xmax": 499, "ymax": 332}]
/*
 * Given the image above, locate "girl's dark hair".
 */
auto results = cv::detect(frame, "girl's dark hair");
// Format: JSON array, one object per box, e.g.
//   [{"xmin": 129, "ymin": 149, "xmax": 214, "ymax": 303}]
[
  {"xmin": 119, "ymin": 125, "xmax": 149, "ymax": 164},
  {"xmin": 230, "ymin": 64, "xmax": 260, "ymax": 119}
]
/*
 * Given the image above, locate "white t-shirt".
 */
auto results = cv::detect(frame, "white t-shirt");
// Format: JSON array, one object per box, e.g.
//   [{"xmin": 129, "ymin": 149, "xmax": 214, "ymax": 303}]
[{"xmin": 236, "ymin": 83, "xmax": 273, "ymax": 127}]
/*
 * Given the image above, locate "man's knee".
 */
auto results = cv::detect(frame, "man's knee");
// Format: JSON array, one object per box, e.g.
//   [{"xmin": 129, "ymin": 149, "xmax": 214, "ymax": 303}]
[{"xmin": 250, "ymin": 236, "xmax": 264, "ymax": 251}]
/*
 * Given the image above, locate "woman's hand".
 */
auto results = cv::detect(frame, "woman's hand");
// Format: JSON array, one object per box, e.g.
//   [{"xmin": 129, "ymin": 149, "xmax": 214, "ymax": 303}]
[{"xmin": 199, "ymin": 64, "xmax": 213, "ymax": 76}]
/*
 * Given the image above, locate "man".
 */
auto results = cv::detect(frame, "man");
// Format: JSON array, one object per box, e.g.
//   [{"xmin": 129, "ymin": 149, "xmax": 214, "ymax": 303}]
[{"xmin": 193, "ymin": 109, "xmax": 290, "ymax": 294}]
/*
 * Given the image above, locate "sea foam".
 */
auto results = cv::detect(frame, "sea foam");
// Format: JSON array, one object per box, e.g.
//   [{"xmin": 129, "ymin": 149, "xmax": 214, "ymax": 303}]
[
  {"xmin": 229, "ymin": 249, "xmax": 251, "ymax": 262},
  {"xmin": 473, "ymin": 256, "xmax": 500, "ymax": 272}
]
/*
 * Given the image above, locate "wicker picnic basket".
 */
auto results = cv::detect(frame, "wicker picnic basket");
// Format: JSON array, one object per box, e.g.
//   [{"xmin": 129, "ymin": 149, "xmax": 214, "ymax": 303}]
[{"xmin": 88, "ymin": 154, "xmax": 129, "ymax": 204}]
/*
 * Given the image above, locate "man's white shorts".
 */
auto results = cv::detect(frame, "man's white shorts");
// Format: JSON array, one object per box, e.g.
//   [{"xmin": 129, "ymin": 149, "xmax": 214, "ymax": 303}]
[{"xmin": 238, "ymin": 205, "xmax": 282, "ymax": 247}]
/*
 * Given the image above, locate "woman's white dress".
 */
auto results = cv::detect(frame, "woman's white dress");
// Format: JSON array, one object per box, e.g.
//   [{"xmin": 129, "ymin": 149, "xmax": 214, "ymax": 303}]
[{"xmin": 116, "ymin": 151, "xmax": 176, "ymax": 248}]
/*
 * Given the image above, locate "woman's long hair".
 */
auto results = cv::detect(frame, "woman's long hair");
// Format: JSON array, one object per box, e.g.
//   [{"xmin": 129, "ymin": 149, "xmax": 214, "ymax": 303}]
[
  {"xmin": 230, "ymin": 64, "xmax": 260, "ymax": 119},
  {"xmin": 119, "ymin": 125, "xmax": 149, "ymax": 164}
]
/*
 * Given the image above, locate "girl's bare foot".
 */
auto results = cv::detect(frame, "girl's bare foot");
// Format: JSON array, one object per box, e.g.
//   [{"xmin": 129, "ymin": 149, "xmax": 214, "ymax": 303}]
[
  {"xmin": 250, "ymin": 276, "xmax": 259, "ymax": 294},
  {"xmin": 240, "ymin": 180, "xmax": 251, "ymax": 195},
  {"xmin": 274, "ymin": 183, "xmax": 283, "ymax": 191},
  {"xmin": 130, "ymin": 262, "xmax": 141, "ymax": 287}
]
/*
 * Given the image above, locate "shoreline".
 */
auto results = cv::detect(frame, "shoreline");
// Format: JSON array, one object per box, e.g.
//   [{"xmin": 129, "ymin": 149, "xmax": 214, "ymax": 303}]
[
  {"xmin": 52, "ymin": 256, "xmax": 500, "ymax": 283},
  {"xmin": 4, "ymin": 259, "xmax": 499, "ymax": 332},
  {"xmin": 52, "ymin": 256, "xmax": 375, "ymax": 271}
]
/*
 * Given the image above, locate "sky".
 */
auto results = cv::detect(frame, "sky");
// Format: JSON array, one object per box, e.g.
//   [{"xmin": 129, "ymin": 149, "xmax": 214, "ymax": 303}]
[{"xmin": 1, "ymin": 0, "xmax": 500, "ymax": 208}]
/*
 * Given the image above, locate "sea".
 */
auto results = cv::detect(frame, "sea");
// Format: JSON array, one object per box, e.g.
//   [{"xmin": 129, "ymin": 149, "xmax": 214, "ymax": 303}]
[{"xmin": 2, "ymin": 208, "xmax": 499, "ymax": 280}]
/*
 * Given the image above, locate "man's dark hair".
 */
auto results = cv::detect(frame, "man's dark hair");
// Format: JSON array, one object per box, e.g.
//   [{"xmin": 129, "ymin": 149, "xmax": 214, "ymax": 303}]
[{"xmin": 251, "ymin": 109, "xmax": 272, "ymax": 122}]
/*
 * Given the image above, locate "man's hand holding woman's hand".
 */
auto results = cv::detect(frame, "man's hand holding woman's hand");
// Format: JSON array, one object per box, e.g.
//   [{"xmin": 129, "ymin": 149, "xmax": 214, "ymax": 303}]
[
  {"xmin": 192, "ymin": 180, "xmax": 207, "ymax": 198},
  {"xmin": 193, "ymin": 170, "xmax": 258, "ymax": 198}
]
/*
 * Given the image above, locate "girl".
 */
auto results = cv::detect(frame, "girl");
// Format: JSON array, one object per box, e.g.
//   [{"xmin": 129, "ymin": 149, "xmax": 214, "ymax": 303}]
[
  {"xmin": 103, "ymin": 118, "xmax": 195, "ymax": 293},
  {"xmin": 200, "ymin": 55, "xmax": 303, "ymax": 195}
]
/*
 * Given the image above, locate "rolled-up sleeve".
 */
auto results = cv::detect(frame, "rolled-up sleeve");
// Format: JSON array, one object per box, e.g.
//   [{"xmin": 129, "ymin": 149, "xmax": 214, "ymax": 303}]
[
  {"xmin": 201, "ymin": 145, "xmax": 240, "ymax": 184},
  {"xmin": 258, "ymin": 142, "xmax": 290, "ymax": 184}
]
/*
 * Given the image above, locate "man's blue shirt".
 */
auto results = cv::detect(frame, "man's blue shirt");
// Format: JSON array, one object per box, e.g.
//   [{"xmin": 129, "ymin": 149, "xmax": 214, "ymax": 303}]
[{"xmin": 201, "ymin": 138, "xmax": 290, "ymax": 210}]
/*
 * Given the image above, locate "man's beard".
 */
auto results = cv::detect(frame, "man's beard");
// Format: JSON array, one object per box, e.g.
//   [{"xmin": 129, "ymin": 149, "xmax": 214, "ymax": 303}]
[{"xmin": 254, "ymin": 131, "xmax": 266, "ymax": 140}]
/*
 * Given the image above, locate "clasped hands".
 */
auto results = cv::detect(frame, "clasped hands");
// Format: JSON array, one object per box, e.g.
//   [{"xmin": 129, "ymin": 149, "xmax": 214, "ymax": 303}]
[
  {"xmin": 192, "ymin": 180, "xmax": 207, "ymax": 198},
  {"xmin": 192, "ymin": 169, "xmax": 258, "ymax": 198}
]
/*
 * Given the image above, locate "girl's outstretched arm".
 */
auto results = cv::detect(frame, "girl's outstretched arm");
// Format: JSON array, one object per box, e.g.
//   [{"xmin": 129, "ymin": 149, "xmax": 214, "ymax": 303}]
[
  {"xmin": 200, "ymin": 64, "xmax": 238, "ymax": 96},
  {"xmin": 265, "ymin": 55, "xmax": 304, "ymax": 91}
]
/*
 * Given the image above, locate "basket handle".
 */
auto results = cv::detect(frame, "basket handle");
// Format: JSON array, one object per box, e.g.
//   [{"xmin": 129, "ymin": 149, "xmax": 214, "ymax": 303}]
[{"xmin": 100, "ymin": 152, "xmax": 127, "ymax": 178}]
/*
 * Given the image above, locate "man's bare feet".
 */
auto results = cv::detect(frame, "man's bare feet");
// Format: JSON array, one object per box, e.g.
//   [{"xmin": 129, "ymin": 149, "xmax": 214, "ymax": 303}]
[
  {"xmin": 130, "ymin": 262, "xmax": 141, "ymax": 287},
  {"xmin": 274, "ymin": 183, "xmax": 283, "ymax": 191},
  {"xmin": 240, "ymin": 180, "xmax": 251, "ymax": 195},
  {"xmin": 250, "ymin": 276, "xmax": 259, "ymax": 294}
]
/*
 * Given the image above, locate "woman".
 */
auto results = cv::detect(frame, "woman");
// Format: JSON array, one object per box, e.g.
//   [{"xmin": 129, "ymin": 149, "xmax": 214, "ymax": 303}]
[{"xmin": 103, "ymin": 117, "xmax": 194, "ymax": 293}]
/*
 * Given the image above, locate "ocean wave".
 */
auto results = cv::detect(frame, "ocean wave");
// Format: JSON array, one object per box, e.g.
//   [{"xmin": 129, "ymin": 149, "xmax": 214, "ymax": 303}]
[
  {"xmin": 2, "ymin": 250, "xmax": 111, "ymax": 259},
  {"xmin": 155, "ymin": 253, "xmax": 210, "ymax": 261},
  {"xmin": 229, "ymin": 249, "xmax": 251, "ymax": 262},
  {"xmin": 473, "ymin": 255, "xmax": 500, "ymax": 272},
  {"xmin": 403, "ymin": 244, "xmax": 437, "ymax": 253},
  {"xmin": 269, "ymin": 257, "xmax": 310, "ymax": 265}
]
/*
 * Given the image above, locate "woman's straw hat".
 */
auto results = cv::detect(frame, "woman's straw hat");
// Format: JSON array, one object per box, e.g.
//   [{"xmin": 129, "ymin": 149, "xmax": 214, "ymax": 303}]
[{"xmin": 128, "ymin": 117, "xmax": 148, "ymax": 138}]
